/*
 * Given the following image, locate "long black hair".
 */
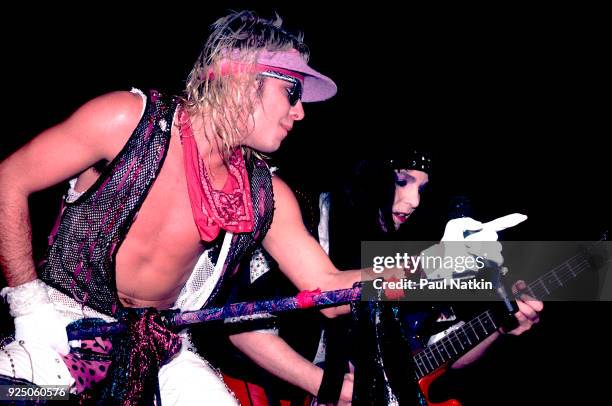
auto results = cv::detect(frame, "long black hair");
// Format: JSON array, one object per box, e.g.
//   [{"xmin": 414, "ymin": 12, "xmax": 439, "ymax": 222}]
[{"xmin": 328, "ymin": 153, "xmax": 432, "ymax": 269}]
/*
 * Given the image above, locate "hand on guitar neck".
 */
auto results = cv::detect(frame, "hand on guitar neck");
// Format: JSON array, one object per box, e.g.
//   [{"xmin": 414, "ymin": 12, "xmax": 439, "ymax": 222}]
[
  {"xmin": 501, "ymin": 280, "xmax": 543, "ymax": 336},
  {"xmin": 447, "ymin": 279, "xmax": 543, "ymax": 370}
]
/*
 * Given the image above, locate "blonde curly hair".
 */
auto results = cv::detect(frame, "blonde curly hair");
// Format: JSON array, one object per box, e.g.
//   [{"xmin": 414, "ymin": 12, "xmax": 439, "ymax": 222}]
[{"xmin": 183, "ymin": 10, "xmax": 309, "ymax": 162}]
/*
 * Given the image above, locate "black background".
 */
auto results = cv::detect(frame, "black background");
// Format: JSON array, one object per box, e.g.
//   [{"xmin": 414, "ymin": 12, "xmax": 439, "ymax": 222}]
[{"xmin": 1, "ymin": 2, "xmax": 610, "ymax": 404}]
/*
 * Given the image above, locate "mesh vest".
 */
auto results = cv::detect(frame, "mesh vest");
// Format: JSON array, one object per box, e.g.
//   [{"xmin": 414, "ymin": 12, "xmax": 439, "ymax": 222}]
[{"xmin": 40, "ymin": 90, "xmax": 274, "ymax": 316}]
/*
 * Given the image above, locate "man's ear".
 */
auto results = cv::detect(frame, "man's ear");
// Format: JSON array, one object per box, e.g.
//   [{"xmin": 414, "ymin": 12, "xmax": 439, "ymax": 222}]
[{"xmin": 254, "ymin": 75, "xmax": 266, "ymax": 98}]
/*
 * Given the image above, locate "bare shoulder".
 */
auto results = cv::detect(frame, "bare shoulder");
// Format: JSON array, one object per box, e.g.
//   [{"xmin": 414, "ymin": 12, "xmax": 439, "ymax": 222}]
[
  {"xmin": 61, "ymin": 90, "xmax": 145, "ymax": 158},
  {"xmin": 271, "ymin": 175, "xmax": 291, "ymax": 196},
  {"xmin": 74, "ymin": 90, "xmax": 143, "ymax": 121},
  {"xmin": 0, "ymin": 90, "xmax": 146, "ymax": 194}
]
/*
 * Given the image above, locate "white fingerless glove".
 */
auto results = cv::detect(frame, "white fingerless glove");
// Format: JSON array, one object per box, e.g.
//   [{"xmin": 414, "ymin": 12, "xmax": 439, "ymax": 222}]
[{"xmin": 1, "ymin": 279, "xmax": 70, "ymax": 355}]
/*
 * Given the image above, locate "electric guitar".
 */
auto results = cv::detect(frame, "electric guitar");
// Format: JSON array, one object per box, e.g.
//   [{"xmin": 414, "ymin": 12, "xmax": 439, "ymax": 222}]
[{"xmin": 413, "ymin": 239, "xmax": 608, "ymax": 406}]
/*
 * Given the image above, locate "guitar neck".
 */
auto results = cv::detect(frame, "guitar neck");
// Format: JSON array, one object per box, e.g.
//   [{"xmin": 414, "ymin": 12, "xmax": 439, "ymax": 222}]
[
  {"xmin": 413, "ymin": 250, "xmax": 592, "ymax": 379},
  {"xmin": 515, "ymin": 251, "xmax": 591, "ymax": 301},
  {"xmin": 413, "ymin": 309, "xmax": 498, "ymax": 379}
]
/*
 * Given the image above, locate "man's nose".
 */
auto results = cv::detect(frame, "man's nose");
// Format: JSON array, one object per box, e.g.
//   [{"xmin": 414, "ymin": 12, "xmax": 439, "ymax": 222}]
[{"xmin": 290, "ymin": 100, "xmax": 305, "ymax": 121}]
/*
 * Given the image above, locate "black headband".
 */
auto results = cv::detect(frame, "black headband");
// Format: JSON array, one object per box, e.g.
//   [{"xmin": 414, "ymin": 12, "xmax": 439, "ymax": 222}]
[{"xmin": 388, "ymin": 150, "xmax": 432, "ymax": 173}]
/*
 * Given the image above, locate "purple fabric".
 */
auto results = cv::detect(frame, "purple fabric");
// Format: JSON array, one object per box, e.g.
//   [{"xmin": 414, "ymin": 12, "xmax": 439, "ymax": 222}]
[
  {"xmin": 67, "ymin": 285, "xmax": 362, "ymax": 340},
  {"xmin": 121, "ymin": 308, "xmax": 182, "ymax": 405},
  {"xmin": 64, "ymin": 308, "xmax": 181, "ymax": 404},
  {"xmin": 222, "ymin": 48, "xmax": 336, "ymax": 102},
  {"xmin": 256, "ymin": 49, "xmax": 337, "ymax": 102},
  {"xmin": 170, "ymin": 285, "xmax": 362, "ymax": 328}
]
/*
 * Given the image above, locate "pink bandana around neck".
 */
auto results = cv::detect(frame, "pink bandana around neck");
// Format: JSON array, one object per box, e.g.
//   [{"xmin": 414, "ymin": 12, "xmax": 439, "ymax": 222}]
[{"xmin": 178, "ymin": 107, "xmax": 254, "ymax": 242}]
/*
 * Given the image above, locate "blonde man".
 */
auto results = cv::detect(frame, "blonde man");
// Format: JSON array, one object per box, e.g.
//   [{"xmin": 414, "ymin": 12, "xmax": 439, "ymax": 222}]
[
  {"xmin": 0, "ymin": 10, "xmax": 349, "ymax": 404},
  {"xmin": 0, "ymin": 10, "xmax": 541, "ymax": 405}
]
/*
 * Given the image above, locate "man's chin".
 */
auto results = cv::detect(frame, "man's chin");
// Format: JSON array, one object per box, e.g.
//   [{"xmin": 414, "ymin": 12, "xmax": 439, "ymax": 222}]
[
  {"xmin": 251, "ymin": 144, "xmax": 281, "ymax": 154},
  {"xmin": 263, "ymin": 140, "xmax": 284, "ymax": 153}
]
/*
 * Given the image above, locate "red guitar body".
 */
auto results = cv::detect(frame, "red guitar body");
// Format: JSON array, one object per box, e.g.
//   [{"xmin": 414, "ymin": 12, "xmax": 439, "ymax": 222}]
[{"xmin": 417, "ymin": 363, "xmax": 462, "ymax": 406}]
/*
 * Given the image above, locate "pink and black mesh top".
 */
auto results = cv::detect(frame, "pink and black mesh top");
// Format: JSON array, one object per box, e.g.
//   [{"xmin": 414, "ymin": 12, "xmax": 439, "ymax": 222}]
[{"xmin": 39, "ymin": 90, "xmax": 275, "ymax": 316}]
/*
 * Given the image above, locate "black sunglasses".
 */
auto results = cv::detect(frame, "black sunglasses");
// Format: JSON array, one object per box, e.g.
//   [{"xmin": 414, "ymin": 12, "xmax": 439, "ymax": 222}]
[{"xmin": 259, "ymin": 71, "xmax": 303, "ymax": 106}]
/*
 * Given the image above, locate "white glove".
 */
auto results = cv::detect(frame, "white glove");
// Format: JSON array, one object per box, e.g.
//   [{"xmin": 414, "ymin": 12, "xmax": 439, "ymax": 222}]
[
  {"xmin": 425, "ymin": 213, "xmax": 527, "ymax": 279},
  {"xmin": 442, "ymin": 213, "xmax": 527, "ymax": 242},
  {"xmin": 1, "ymin": 279, "xmax": 70, "ymax": 355}
]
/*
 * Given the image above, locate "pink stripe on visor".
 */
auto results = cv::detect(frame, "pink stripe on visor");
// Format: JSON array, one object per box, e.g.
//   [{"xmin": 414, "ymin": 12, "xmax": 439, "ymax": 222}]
[
  {"xmin": 207, "ymin": 62, "xmax": 304, "ymax": 105},
  {"xmin": 207, "ymin": 62, "xmax": 304, "ymax": 83},
  {"xmin": 205, "ymin": 49, "xmax": 336, "ymax": 102}
]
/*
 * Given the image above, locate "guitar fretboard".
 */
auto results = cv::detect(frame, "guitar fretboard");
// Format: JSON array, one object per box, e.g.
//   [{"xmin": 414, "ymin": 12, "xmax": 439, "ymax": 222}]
[{"xmin": 413, "ymin": 250, "xmax": 592, "ymax": 379}]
